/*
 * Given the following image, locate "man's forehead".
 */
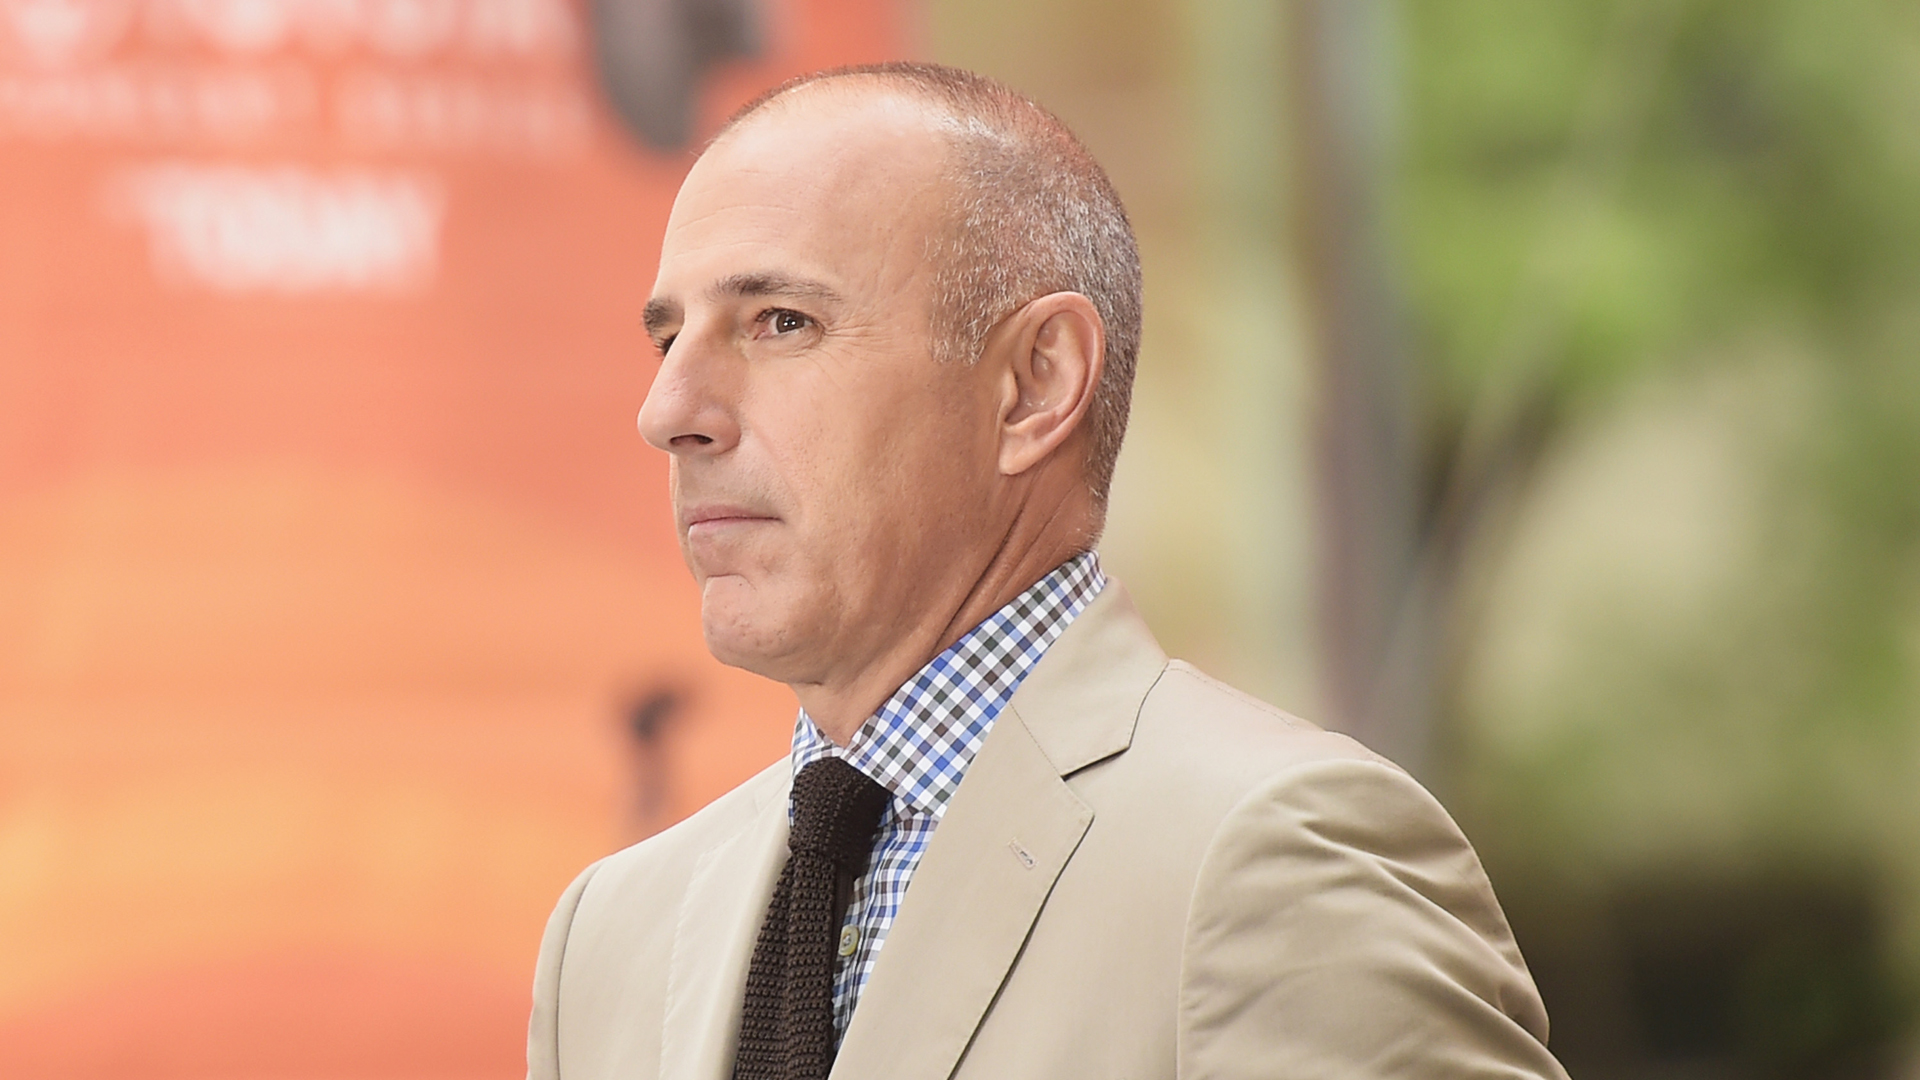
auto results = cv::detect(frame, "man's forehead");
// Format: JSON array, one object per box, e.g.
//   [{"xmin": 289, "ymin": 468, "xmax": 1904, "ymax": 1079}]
[
  {"xmin": 653, "ymin": 86, "xmax": 953, "ymax": 300},
  {"xmin": 681, "ymin": 86, "xmax": 953, "ymax": 214},
  {"xmin": 720, "ymin": 79, "xmax": 955, "ymax": 157}
]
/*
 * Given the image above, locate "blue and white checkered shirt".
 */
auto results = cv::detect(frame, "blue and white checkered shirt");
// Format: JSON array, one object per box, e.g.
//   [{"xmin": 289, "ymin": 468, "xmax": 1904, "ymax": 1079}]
[{"xmin": 789, "ymin": 551, "xmax": 1106, "ymax": 1039}]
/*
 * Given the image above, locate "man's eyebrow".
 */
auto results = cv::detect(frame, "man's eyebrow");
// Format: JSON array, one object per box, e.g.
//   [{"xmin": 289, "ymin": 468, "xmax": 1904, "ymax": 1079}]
[
  {"xmin": 642, "ymin": 297, "xmax": 677, "ymax": 339},
  {"xmin": 708, "ymin": 271, "xmax": 845, "ymax": 306}
]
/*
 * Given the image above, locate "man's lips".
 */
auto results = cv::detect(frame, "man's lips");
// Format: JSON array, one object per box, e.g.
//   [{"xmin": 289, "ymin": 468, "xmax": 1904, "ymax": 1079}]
[{"xmin": 681, "ymin": 505, "xmax": 779, "ymax": 532}]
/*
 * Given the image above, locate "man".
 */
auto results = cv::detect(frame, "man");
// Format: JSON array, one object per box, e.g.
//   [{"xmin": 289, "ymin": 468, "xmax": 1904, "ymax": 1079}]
[{"xmin": 528, "ymin": 62, "xmax": 1568, "ymax": 1080}]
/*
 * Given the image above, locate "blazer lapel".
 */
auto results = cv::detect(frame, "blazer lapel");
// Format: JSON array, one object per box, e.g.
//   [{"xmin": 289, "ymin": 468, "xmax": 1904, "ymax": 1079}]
[
  {"xmin": 828, "ymin": 706, "xmax": 1090, "ymax": 1080},
  {"xmin": 828, "ymin": 581, "xmax": 1169, "ymax": 1080},
  {"xmin": 661, "ymin": 768, "xmax": 791, "ymax": 1080}
]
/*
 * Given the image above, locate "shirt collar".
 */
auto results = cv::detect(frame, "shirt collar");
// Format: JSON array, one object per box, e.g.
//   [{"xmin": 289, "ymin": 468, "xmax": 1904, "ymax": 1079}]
[{"xmin": 790, "ymin": 551, "xmax": 1107, "ymax": 819}]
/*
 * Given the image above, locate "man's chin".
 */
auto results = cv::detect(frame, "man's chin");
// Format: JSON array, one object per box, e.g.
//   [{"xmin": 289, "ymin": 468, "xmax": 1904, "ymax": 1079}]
[{"xmin": 697, "ymin": 584, "xmax": 810, "ymax": 683}]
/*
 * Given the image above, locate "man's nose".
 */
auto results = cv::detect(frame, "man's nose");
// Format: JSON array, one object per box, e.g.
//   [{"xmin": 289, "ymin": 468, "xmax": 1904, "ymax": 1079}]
[{"xmin": 637, "ymin": 336, "xmax": 740, "ymax": 455}]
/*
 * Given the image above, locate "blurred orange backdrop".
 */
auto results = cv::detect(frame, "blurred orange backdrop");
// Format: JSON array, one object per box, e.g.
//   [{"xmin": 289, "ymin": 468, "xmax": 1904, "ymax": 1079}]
[{"xmin": 0, "ymin": 0, "xmax": 900, "ymax": 1075}]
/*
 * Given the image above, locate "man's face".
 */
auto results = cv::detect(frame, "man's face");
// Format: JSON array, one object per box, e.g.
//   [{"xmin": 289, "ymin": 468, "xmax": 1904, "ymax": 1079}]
[{"xmin": 639, "ymin": 89, "xmax": 1005, "ymax": 689}]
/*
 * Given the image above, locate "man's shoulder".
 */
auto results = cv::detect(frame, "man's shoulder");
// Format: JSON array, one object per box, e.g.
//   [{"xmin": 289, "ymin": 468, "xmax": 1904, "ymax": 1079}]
[
  {"xmin": 1023, "ymin": 578, "xmax": 1405, "ymax": 823},
  {"xmin": 1040, "ymin": 651, "xmax": 1468, "ymax": 886},
  {"xmin": 552, "ymin": 756, "xmax": 787, "ymax": 991},
  {"xmin": 591, "ymin": 756, "xmax": 790, "ymax": 888},
  {"xmin": 1125, "ymin": 658, "xmax": 1394, "ymax": 793}
]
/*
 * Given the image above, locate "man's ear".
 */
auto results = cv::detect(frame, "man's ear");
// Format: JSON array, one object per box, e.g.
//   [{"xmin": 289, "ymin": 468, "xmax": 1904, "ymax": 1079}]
[{"xmin": 988, "ymin": 291, "xmax": 1105, "ymax": 479}]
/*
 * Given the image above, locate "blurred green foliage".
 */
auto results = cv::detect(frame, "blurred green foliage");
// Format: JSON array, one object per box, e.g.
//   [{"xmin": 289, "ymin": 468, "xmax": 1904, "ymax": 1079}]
[
  {"xmin": 1405, "ymin": 0, "xmax": 1920, "ymax": 408},
  {"xmin": 933, "ymin": 0, "xmax": 1920, "ymax": 1070},
  {"xmin": 1403, "ymin": 1, "xmax": 1920, "ymax": 1072}
]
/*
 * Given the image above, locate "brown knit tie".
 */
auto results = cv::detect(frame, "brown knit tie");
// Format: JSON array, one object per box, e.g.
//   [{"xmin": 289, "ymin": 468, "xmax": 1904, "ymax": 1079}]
[{"xmin": 732, "ymin": 757, "xmax": 890, "ymax": 1080}]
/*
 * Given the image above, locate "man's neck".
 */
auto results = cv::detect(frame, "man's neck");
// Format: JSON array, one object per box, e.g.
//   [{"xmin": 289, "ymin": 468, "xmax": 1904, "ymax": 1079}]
[{"xmin": 793, "ymin": 536, "xmax": 1093, "ymax": 746}]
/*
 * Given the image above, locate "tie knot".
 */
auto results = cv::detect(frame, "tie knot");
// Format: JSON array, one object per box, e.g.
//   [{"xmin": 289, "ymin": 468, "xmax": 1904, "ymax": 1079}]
[{"xmin": 788, "ymin": 757, "xmax": 889, "ymax": 871}]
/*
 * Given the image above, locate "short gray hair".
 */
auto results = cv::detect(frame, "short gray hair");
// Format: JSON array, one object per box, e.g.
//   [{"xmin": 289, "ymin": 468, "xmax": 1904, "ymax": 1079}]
[{"xmin": 718, "ymin": 63, "xmax": 1143, "ymax": 506}]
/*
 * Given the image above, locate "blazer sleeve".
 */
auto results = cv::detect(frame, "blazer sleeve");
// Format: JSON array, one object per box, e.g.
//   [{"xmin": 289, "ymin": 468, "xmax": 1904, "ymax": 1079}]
[
  {"xmin": 527, "ymin": 861, "xmax": 603, "ymax": 1080},
  {"xmin": 1176, "ymin": 758, "xmax": 1568, "ymax": 1080}
]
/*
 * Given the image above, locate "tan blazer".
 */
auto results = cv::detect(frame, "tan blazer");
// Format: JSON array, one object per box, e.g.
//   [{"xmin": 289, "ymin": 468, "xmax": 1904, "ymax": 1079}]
[{"xmin": 527, "ymin": 583, "xmax": 1568, "ymax": 1079}]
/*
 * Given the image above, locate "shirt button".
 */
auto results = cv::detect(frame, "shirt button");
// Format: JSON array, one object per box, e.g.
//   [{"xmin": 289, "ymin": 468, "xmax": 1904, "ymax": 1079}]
[{"xmin": 838, "ymin": 925, "xmax": 860, "ymax": 958}]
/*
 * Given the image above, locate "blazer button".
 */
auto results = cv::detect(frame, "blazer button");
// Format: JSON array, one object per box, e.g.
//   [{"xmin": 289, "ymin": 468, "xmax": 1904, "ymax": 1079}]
[{"xmin": 837, "ymin": 925, "xmax": 860, "ymax": 958}]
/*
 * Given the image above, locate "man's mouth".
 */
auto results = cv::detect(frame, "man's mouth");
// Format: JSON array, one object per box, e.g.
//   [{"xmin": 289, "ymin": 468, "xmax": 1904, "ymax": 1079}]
[{"xmin": 681, "ymin": 504, "xmax": 779, "ymax": 533}]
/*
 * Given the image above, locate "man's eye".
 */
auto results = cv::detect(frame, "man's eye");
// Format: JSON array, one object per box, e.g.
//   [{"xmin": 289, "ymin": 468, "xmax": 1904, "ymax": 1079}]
[{"xmin": 769, "ymin": 310, "xmax": 808, "ymax": 334}]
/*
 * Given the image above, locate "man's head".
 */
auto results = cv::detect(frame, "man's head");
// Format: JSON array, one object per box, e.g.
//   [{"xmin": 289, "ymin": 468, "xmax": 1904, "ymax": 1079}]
[{"xmin": 638, "ymin": 63, "xmax": 1141, "ymax": 720}]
